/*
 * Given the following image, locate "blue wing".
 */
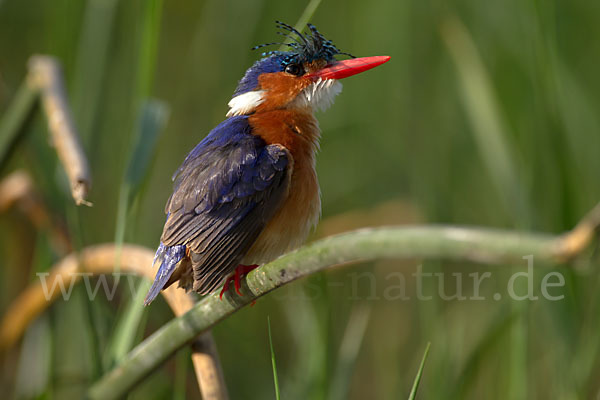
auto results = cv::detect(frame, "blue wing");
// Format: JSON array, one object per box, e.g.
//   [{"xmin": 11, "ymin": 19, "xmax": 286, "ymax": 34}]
[{"xmin": 144, "ymin": 116, "xmax": 290, "ymax": 304}]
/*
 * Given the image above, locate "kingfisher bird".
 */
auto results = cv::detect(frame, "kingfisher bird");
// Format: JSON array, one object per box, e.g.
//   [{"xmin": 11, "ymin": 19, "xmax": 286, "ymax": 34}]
[{"xmin": 144, "ymin": 21, "xmax": 390, "ymax": 305}]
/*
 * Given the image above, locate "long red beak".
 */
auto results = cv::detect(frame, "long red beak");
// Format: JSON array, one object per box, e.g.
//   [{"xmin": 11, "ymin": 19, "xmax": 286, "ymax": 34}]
[{"xmin": 306, "ymin": 56, "xmax": 391, "ymax": 80}]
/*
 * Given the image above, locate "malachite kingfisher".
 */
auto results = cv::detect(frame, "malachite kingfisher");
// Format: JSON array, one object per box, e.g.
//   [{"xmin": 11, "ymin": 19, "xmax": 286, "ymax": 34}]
[{"xmin": 144, "ymin": 21, "xmax": 390, "ymax": 305}]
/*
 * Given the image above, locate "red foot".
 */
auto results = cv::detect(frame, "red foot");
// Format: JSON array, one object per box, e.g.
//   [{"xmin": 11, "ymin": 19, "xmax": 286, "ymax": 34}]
[{"xmin": 219, "ymin": 264, "xmax": 259, "ymax": 300}]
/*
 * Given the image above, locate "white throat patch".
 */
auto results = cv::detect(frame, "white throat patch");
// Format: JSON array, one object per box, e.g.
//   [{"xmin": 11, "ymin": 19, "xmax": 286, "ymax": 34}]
[
  {"xmin": 291, "ymin": 79, "xmax": 343, "ymax": 112},
  {"xmin": 226, "ymin": 90, "xmax": 265, "ymax": 117}
]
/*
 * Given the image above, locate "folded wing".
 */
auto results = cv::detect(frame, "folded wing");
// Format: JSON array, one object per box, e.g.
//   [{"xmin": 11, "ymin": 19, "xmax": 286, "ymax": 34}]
[{"xmin": 154, "ymin": 116, "xmax": 291, "ymax": 296}]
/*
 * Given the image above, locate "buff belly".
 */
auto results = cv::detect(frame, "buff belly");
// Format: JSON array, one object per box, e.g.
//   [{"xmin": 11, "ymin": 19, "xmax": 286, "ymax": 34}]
[{"xmin": 242, "ymin": 164, "xmax": 321, "ymax": 265}]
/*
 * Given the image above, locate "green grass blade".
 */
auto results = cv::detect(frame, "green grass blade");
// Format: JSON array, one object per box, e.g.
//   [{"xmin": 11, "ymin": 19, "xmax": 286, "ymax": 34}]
[
  {"xmin": 107, "ymin": 100, "xmax": 169, "ymax": 367},
  {"xmin": 440, "ymin": 16, "xmax": 529, "ymax": 226},
  {"xmin": 330, "ymin": 305, "xmax": 371, "ymax": 400},
  {"xmin": 268, "ymin": 316, "xmax": 281, "ymax": 400},
  {"xmin": 114, "ymin": 99, "xmax": 169, "ymax": 267},
  {"xmin": 173, "ymin": 347, "xmax": 188, "ymax": 400},
  {"xmin": 136, "ymin": 0, "xmax": 163, "ymax": 100},
  {"xmin": 15, "ymin": 314, "xmax": 51, "ymax": 399},
  {"xmin": 453, "ymin": 310, "xmax": 517, "ymax": 398},
  {"xmin": 280, "ymin": 286, "xmax": 327, "ymax": 399},
  {"xmin": 408, "ymin": 342, "xmax": 431, "ymax": 400},
  {"xmin": 124, "ymin": 100, "xmax": 170, "ymax": 204},
  {"xmin": 0, "ymin": 80, "xmax": 38, "ymax": 165},
  {"xmin": 278, "ymin": 0, "xmax": 323, "ymax": 51},
  {"xmin": 71, "ymin": 0, "xmax": 119, "ymax": 144},
  {"xmin": 105, "ymin": 279, "xmax": 152, "ymax": 367},
  {"xmin": 292, "ymin": 0, "xmax": 323, "ymax": 33}
]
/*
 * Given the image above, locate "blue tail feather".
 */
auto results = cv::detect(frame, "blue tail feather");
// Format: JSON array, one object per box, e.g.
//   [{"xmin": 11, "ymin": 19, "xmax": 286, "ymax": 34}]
[{"xmin": 144, "ymin": 243, "xmax": 186, "ymax": 305}]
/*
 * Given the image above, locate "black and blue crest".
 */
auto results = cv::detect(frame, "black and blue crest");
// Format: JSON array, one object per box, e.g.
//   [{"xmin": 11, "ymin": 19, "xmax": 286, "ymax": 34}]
[
  {"xmin": 255, "ymin": 21, "xmax": 354, "ymax": 67},
  {"xmin": 233, "ymin": 21, "xmax": 354, "ymax": 96}
]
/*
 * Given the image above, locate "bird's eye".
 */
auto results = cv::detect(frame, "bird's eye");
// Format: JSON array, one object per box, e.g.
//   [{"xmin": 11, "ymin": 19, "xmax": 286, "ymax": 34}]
[{"xmin": 284, "ymin": 63, "xmax": 304, "ymax": 76}]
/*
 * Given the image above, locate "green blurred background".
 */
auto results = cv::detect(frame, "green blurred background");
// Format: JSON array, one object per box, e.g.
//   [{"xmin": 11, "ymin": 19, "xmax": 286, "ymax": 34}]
[{"xmin": 1, "ymin": 0, "xmax": 600, "ymax": 398}]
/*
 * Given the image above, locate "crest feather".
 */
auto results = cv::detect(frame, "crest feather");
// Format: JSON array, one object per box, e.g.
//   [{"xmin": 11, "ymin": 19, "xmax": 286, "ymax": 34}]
[{"xmin": 252, "ymin": 21, "xmax": 355, "ymax": 67}]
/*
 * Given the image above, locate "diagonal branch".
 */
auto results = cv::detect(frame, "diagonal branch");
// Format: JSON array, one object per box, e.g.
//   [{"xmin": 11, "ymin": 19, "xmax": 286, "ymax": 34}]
[{"xmin": 87, "ymin": 209, "xmax": 600, "ymax": 399}]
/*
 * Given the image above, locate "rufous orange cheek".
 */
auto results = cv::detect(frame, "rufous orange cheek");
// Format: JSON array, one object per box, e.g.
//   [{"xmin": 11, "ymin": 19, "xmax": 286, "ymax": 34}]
[{"xmin": 256, "ymin": 71, "xmax": 312, "ymax": 110}]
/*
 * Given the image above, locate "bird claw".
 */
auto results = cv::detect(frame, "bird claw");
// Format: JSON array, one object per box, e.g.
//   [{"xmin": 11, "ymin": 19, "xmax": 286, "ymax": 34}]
[{"xmin": 219, "ymin": 264, "xmax": 259, "ymax": 300}]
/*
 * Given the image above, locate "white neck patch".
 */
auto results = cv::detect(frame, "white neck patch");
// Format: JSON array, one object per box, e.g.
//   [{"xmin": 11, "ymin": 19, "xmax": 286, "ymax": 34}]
[
  {"xmin": 226, "ymin": 90, "xmax": 265, "ymax": 117},
  {"xmin": 291, "ymin": 79, "xmax": 343, "ymax": 112}
]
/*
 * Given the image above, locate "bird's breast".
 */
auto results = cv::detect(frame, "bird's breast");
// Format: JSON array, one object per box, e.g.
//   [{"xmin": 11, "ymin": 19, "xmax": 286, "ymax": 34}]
[{"xmin": 243, "ymin": 110, "xmax": 322, "ymax": 264}]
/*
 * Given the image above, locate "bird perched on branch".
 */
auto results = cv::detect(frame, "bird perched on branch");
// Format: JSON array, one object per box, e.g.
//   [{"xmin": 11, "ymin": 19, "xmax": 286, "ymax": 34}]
[{"xmin": 144, "ymin": 21, "xmax": 390, "ymax": 305}]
